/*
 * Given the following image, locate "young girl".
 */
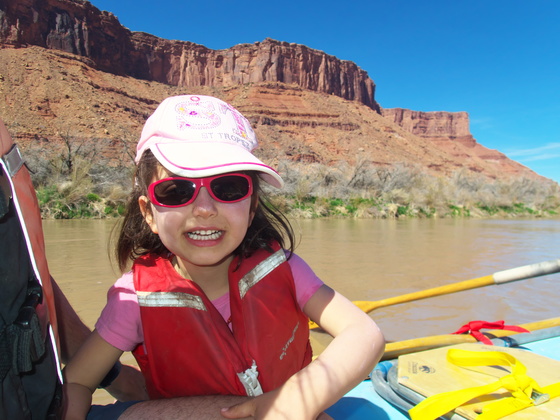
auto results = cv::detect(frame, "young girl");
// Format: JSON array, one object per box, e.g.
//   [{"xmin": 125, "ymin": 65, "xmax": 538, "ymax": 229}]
[{"xmin": 63, "ymin": 95, "xmax": 385, "ymax": 419}]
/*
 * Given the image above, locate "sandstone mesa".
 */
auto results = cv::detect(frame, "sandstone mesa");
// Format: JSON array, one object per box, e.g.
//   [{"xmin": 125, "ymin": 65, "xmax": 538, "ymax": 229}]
[{"xmin": 0, "ymin": 0, "xmax": 547, "ymax": 182}]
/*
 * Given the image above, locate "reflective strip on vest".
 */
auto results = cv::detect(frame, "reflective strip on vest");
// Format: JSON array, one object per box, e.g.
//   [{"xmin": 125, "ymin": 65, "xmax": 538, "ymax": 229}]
[
  {"xmin": 238, "ymin": 249, "xmax": 286, "ymax": 299},
  {"xmin": 137, "ymin": 291, "xmax": 207, "ymax": 311}
]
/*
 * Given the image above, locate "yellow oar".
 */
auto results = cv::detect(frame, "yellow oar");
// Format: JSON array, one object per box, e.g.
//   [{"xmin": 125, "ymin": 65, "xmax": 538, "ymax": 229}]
[
  {"xmin": 309, "ymin": 258, "xmax": 560, "ymax": 330},
  {"xmin": 382, "ymin": 317, "xmax": 560, "ymax": 360}
]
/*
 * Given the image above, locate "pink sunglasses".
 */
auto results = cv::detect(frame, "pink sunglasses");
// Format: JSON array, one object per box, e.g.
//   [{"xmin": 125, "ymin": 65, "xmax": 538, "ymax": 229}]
[{"xmin": 147, "ymin": 173, "xmax": 253, "ymax": 208}]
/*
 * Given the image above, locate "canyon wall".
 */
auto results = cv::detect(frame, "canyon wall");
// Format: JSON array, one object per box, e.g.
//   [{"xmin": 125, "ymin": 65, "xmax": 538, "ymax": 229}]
[
  {"xmin": 0, "ymin": 0, "xmax": 542, "ymax": 181},
  {"xmin": 0, "ymin": 0, "xmax": 379, "ymax": 110}
]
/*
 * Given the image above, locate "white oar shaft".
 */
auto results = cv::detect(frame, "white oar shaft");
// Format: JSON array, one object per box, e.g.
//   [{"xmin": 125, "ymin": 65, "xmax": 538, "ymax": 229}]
[
  {"xmin": 310, "ymin": 258, "xmax": 560, "ymax": 329},
  {"xmin": 493, "ymin": 258, "xmax": 560, "ymax": 284}
]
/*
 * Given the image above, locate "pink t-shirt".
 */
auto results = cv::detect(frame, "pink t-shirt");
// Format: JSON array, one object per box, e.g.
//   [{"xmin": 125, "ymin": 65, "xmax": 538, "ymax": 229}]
[{"xmin": 96, "ymin": 252, "xmax": 323, "ymax": 351}]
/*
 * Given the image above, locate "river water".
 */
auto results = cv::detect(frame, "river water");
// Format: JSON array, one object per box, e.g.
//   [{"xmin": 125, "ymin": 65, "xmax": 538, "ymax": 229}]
[{"xmin": 43, "ymin": 218, "xmax": 560, "ymax": 402}]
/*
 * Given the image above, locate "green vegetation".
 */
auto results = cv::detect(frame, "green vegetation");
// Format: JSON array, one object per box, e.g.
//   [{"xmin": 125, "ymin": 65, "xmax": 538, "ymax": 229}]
[
  {"xmin": 22, "ymin": 135, "xmax": 560, "ymax": 219},
  {"xmin": 266, "ymin": 161, "xmax": 560, "ymax": 219},
  {"xmin": 36, "ymin": 183, "xmax": 126, "ymax": 219},
  {"xmin": 37, "ymin": 186, "xmax": 124, "ymax": 219}
]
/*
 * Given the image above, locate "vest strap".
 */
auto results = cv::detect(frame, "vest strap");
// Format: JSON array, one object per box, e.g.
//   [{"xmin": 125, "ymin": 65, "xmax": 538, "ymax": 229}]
[
  {"xmin": 0, "ymin": 289, "xmax": 46, "ymax": 379},
  {"xmin": 0, "ymin": 324, "xmax": 11, "ymax": 379},
  {"xmin": 11, "ymin": 287, "xmax": 46, "ymax": 374},
  {"xmin": 2, "ymin": 144, "xmax": 24, "ymax": 177}
]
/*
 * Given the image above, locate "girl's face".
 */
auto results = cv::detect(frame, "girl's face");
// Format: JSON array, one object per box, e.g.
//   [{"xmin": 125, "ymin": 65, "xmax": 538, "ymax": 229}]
[{"xmin": 139, "ymin": 169, "xmax": 256, "ymax": 275}]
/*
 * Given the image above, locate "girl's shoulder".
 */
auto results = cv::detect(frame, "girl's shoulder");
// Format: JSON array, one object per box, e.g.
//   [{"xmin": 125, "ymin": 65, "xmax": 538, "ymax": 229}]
[
  {"xmin": 283, "ymin": 250, "xmax": 324, "ymax": 309},
  {"xmin": 285, "ymin": 251, "xmax": 316, "ymax": 276},
  {"xmin": 113, "ymin": 271, "xmax": 135, "ymax": 291}
]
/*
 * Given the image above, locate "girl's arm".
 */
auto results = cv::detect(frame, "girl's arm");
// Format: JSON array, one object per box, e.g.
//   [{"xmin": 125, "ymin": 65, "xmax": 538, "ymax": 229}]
[
  {"xmin": 222, "ymin": 284, "xmax": 385, "ymax": 419},
  {"xmin": 63, "ymin": 330, "xmax": 124, "ymax": 420},
  {"xmin": 53, "ymin": 277, "xmax": 147, "ymax": 402},
  {"xmin": 51, "ymin": 277, "xmax": 91, "ymax": 364}
]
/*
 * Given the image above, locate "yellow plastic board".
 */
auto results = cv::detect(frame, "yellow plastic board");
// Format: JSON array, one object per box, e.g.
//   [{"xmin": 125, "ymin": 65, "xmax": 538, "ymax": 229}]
[{"xmin": 397, "ymin": 343, "xmax": 560, "ymax": 419}]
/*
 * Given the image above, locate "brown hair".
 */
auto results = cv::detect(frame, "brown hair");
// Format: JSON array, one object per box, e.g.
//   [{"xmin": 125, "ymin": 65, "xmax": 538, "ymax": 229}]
[{"xmin": 114, "ymin": 150, "xmax": 294, "ymax": 272}]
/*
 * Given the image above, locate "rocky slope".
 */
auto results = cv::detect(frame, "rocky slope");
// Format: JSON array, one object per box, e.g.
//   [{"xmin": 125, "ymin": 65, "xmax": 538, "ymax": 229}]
[{"xmin": 0, "ymin": 0, "xmax": 546, "ymax": 182}]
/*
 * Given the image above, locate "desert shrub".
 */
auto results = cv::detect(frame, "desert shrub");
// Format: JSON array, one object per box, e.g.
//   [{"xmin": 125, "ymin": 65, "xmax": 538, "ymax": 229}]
[
  {"xmin": 270, "ymin": 161, "xmax": 559, "ymax": 219},
  {"xmin": 21, "ymin": 137, "xmax": 560, "ymax": 219}
]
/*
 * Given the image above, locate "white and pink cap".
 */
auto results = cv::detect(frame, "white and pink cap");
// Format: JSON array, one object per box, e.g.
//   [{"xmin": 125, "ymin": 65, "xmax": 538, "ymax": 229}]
[{"xmin": 135, "ymin": 95, "xmax": 283, "ymax": 188}]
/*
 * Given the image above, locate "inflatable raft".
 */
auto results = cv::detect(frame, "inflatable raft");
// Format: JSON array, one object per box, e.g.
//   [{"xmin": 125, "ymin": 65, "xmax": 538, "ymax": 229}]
[{"xmin": 326, "ymin": 323, "xmax": 560, "ymax": 419}]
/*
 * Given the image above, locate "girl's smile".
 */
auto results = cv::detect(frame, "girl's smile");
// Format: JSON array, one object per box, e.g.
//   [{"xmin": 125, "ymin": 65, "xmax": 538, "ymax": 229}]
[{"xmin": 186, "ymin": 229, "xmax": 223, "ymax": 242}]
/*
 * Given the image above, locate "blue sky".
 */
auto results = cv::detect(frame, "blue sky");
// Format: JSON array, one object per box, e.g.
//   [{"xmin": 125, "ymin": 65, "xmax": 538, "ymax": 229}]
[{"xmin": 89, "ymin": 0, "xmax": 560, "ymax": 183}]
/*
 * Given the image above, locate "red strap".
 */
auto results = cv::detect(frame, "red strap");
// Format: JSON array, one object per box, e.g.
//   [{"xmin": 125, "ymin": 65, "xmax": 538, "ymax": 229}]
[{"xmin": 452, "ymin": 320, "xmax": 530, "ymax": 345}]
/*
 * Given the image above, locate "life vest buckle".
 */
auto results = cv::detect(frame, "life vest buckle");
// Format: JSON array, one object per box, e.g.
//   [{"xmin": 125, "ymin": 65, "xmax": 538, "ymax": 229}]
[
  {"xmin": 237, "ymin": 360, "xmax": 264, "ymax": 397},
  {"xmin": 14, "ymin": 289, "xmax": 42, "ymax": 329},
  {"xmin": 531, "ymin": 390, "xmax": 550, "ymax": 405}
]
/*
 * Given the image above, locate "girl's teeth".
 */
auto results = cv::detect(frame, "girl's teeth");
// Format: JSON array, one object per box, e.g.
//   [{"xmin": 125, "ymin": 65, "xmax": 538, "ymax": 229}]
[{"xmin": 187, "ymin": 230, "xmax": 222, "ymax": 240}]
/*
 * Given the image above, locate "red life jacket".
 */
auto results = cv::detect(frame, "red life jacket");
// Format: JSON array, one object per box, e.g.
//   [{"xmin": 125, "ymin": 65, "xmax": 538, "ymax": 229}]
[
  {"xmin": 1, "ymin": 119, "xmax": 62, "ymax": 419},
  {"xmin": 132, "ymin": 243, "xmax": 312, "ymax": 399}
]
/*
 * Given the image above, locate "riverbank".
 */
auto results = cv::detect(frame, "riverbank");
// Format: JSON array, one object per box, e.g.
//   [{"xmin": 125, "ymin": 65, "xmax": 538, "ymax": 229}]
[
  {"xmin": 34, "ymin": 159, "xmax": 560, "ymax": 219},
  {"xmin": 36, "ymin": 185, "xmax": 560, "ymax": 220}
]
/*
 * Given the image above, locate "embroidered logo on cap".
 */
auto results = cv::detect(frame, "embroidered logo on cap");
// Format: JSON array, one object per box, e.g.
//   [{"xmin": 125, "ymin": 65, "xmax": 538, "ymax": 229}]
[
  {"xmin": 173, "ymin": 96, "xmax": 257, "ymax": 151},
  {"xmin": 175, "ymin": 96, "xmax": 220, "ymax": 130}
]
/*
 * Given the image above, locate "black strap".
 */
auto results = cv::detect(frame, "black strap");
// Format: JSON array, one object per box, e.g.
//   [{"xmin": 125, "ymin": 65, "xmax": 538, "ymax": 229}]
[
  {"xmin": 0, "ymin": 323, "xmax": 11, "ymax": 380},
  {"xmin": 0, "ymin": 164, "xmax": 11, "ymax": 220},
  {"xmin": 10, "ymin": 288, "xmax": 46, "ymax": 374}
]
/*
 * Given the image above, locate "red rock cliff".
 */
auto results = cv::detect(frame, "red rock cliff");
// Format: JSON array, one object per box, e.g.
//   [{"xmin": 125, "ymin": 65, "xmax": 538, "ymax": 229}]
[
  {"xmin": 382, "ymin": 108, "xmax": 470, "ymax": 138},
  {"xmin": 382, "ymin": 108, "xmax": 526, "ymax": 176},
  {"xmin": 0, "ymin": 0, "xmax": 379, "ymax": 111}
]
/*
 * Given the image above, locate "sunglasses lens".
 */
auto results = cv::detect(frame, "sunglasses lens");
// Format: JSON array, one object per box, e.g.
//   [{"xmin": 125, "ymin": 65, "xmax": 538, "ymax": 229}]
[
  {"xmin": 153, "ymin": 179, "xmax": 196, "ymax": 206},
  {"xmin": 150, "ymin": 174, "xmax": 252, "ymax": 207},
  {"xmin": 211, "ymin": 175, "xmax": 251, "ymax": 202}
]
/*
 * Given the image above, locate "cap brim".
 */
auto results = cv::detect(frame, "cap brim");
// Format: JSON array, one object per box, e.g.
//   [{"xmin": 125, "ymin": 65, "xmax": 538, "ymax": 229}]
[{"xmin": 150, "ymin": 141, "xmax": 284, "ymax": 188}]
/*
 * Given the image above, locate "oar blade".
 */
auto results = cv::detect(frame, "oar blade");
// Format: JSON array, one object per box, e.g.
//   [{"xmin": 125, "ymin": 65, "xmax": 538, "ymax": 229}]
[{"xmin": 493, "ymin": 258, "xmax": 560, "ymax": 284}]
